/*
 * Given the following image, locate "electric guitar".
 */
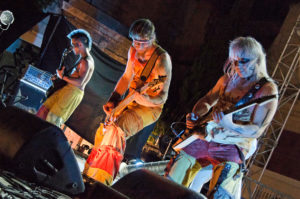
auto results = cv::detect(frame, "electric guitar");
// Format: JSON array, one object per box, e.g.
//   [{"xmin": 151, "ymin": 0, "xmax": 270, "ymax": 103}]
[
  {"xmin": 105, "ymin": 75, "xmax": 167, "ymax": 124},
  {"xmin": 47, "ymin": 50, "xmax": 81, "ymax": 97},
  {"xmin": 172, "ymin": 94, "xmax": 277, "ymax": 152}
]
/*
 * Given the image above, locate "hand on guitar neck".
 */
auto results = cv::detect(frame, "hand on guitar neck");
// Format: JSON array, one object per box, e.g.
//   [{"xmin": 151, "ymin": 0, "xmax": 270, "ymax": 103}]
[
  {"xmin": 103, "ymin": 101, "xmax": 115, "ymax": 115},
  {"xmin": 51, "ymin": 66, "xmax": 65, "ymax": 80},
  {"xmin": 184, "ymin": 113, "xmax": 207, "ymax": 140}
]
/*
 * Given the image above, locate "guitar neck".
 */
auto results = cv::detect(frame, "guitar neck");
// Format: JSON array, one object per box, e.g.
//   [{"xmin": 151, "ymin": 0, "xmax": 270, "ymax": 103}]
[
  {"xmin": 111, "ymin": 82, "xmax": 153, "ymax": 114},
  {"xmin": 108, "ymin": 76, "xmax": 166, "ymax": 119},
  {"xmin": 223, "ymin": 94, "xmax": 277, "ymax": 115},
  {"xmin": 110, "ymin": 91, "xmax": 136, "ymax": 116}
]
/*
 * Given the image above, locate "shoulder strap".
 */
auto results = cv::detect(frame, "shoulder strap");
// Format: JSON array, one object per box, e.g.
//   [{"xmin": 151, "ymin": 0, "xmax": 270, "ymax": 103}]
[
  {"xmin": 140, "ymin": 46, "xmax": 166, "ymax": 82},
  {"xmin": 235, "ymin": 77, "xmax": 268, "ymax": 107}
]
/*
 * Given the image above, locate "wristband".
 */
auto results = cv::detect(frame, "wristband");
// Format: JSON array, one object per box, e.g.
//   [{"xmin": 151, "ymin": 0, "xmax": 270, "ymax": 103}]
[{"xmin": 108, "ymin": 91, "xmax": 121, "ymax": 107}]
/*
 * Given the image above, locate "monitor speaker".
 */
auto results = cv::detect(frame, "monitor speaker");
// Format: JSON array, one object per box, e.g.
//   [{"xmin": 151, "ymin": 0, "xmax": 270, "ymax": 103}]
[
  {"xmin": 12, "ymin": 80, "xmax": 47, "ymax": 112},
  {"xmin": 0, "ymin": 106, "xmax": 84, "ymax": 195},
  {"xmin": 112, "ymin": 169, "xmax": 206, "ymax": 199}
]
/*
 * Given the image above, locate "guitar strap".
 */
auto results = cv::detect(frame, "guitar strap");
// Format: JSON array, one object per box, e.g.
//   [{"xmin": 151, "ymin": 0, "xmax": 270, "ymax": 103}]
[
  {"xmin": 235, "ymin": 77, "xmax": 268, "ymax": 106},
  {"xmin": 139, "ymin": 45, "xmax": 166, "ymax": 82}
]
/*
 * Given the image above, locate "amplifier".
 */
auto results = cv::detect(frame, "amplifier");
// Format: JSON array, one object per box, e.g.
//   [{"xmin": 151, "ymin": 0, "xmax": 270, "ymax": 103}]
[
  {"xmin": 20, "ymin": 65, "xmax": 53, "ymax": 92},
  {"xmin": 13, "ymin": 65, "xmax": 53, "ymax": 112}
]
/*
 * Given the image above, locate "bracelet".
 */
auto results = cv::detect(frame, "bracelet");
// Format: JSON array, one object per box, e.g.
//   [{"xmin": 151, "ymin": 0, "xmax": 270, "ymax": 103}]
[{"xmin": 108, "ymin": 91, "xmax": 121, "ymax": 107}]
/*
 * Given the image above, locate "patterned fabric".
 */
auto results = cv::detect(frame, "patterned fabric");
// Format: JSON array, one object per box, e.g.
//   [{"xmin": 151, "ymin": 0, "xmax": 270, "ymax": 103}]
[
  {"xmin": 182, "ymin": 139, "xmax": 242, "ymax": 164},
  {"xmin": 84, "ymin": 102, "xmax": 162, "ymax": 185},
  {"xmin": 166, "ymin": 77, "xmax": 264, "ymax": 198},
  {"xmin": 167, "ymin": 151, "xmax": 241, "ymax": 198},
  {"xmin": 209, "ymin": 162, "xmax": 241, "ymax": 199}
]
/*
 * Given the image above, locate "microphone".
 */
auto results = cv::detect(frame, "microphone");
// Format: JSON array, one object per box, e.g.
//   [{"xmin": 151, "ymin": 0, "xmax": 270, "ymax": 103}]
[
  {"xmin": 0, "ymin": 10, "xmax": 14, "ymax": 30},
  {"xmin": 63, "ymin": 46, "xmax": 73, "ymax": 56},
  {"xmin": 57, "ymin": 46, "xmax": 73, "ymax": 71}
]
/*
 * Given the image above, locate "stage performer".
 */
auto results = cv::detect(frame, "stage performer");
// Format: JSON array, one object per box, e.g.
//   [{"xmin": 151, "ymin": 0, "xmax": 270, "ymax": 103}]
[
  {"xmin": 36, "ymin": 29, "xmax": 94, "ymax": 127},
  {"xmin": 83, "ymin": 18, "xmax": 172, "ymax": 185},
  {"xmin": 165, "ymin": 37, "xmax": 278, "ymax": 198}
]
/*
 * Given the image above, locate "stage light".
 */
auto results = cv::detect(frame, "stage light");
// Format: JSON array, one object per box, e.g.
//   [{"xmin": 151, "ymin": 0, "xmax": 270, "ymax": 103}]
[
  {"xmin": 135, "ymin": 160, "xmax": 143, "ymax": 166},
  {"xmin": 0, "ymin": 10, "xmax": 14, "ymax": 31}
]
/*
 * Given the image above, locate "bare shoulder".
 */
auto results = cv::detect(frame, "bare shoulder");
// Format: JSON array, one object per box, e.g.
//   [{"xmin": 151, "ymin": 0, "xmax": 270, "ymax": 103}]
[
  {"xmin": 257, "ymin": 80, "xmax": 278, "ymax": 97},
  {"xmin": 128, "ymin": 46, "xmax": 134, "ymax": 58},
  {"xmin": 86, "ymin": 56, "xmax": 95, "ymax": 70},
  {"xmin": 156, "ymin": 52, "xmax": 172, "ymax": 74},
  {"xmin": 79, "ymin": 56, "xmax": 94, "ymax": 73},
  {"xmin": 215, "ymin": 74, "xmax": 229, "ymax": 89}
]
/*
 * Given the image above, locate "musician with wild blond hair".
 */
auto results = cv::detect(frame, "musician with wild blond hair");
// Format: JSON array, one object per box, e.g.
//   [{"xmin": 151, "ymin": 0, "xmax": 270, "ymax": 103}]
[{"xmin": 166, "ymin": 37, "xmax": 278, "ymax": 198}]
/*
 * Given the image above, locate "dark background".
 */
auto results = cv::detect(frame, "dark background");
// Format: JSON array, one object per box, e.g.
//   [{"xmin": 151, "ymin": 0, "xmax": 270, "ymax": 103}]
[{"xmin": 1, "ymin": 0, "xmax": 300, "ymax": 181}]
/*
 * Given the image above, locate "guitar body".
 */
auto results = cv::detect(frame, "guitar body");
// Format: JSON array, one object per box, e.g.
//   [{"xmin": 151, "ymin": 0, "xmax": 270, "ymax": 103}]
[
  {"xmin": 105, "ymin": 76, "xmax": 167, "ymax": 124},
  {"xmin": 46, "ymin": 52, "xmax": 81, "ymax": 97},
  {"xmin": 47, "ymin": 79, "xmax": 67, "ymax": 97},
  {"xmin": 172, "ymin": 124, "xmax": 207, "ymax": 152},
  {"xmin": 172, "ymin": 95, "xmax": 277, "ymax": 152}
]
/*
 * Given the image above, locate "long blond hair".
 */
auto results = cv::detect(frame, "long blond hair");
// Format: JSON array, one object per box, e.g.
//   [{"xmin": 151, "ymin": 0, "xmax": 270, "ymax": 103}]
[{"xmin": 223, "ymin": 37, "xmax": 270, "ymax": 82}]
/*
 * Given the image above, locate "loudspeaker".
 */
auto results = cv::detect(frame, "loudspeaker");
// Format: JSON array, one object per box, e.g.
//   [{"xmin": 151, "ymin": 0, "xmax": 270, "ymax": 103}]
[
  {"xmin": 76, "ymin": 181, "xmax": 129, "ymax": 199},
  {"xmin": 0, "ymin": 106, "xmax": 84, "ymax": 195},
  {"xmin": 112, "ymin": 169, "xmax": 206, "ymax": 199},
  {"xmin": 12, "ymin": 80, "xmax": 47, "ymax": 111}
]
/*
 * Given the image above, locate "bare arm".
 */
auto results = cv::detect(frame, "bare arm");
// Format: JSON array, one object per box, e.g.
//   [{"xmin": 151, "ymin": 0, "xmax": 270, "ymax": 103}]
[
  {"xmin": 114, "ymin": 47, "xmax": 135, "ymax": 96},
  {"xmin": 217, "ymin": 81, "xmax": 278, "ymax": 138},
  {"xmin": 186, "ymin": 75, "xmax": 227, "ymax": 129},
  {"xmin": 58, "ymin": 59, "xmax": 90, "ymax": 87},
  {"xmin": 193, "ymin": 75, "xmax": 227, "ymax": 116},
  {"xmin": 103, "ymin": 47, "xmax": 134, "ymax": 114},
  {"xmin": 134, "ymin": 52, "xmax": 172, "ymax": 107}
]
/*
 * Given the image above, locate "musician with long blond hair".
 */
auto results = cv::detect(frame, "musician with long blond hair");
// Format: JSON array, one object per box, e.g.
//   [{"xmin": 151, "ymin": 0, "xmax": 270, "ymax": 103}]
[{"xmin": 166, "ymin": 37, "xmax": 278, "ymax": 198}]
